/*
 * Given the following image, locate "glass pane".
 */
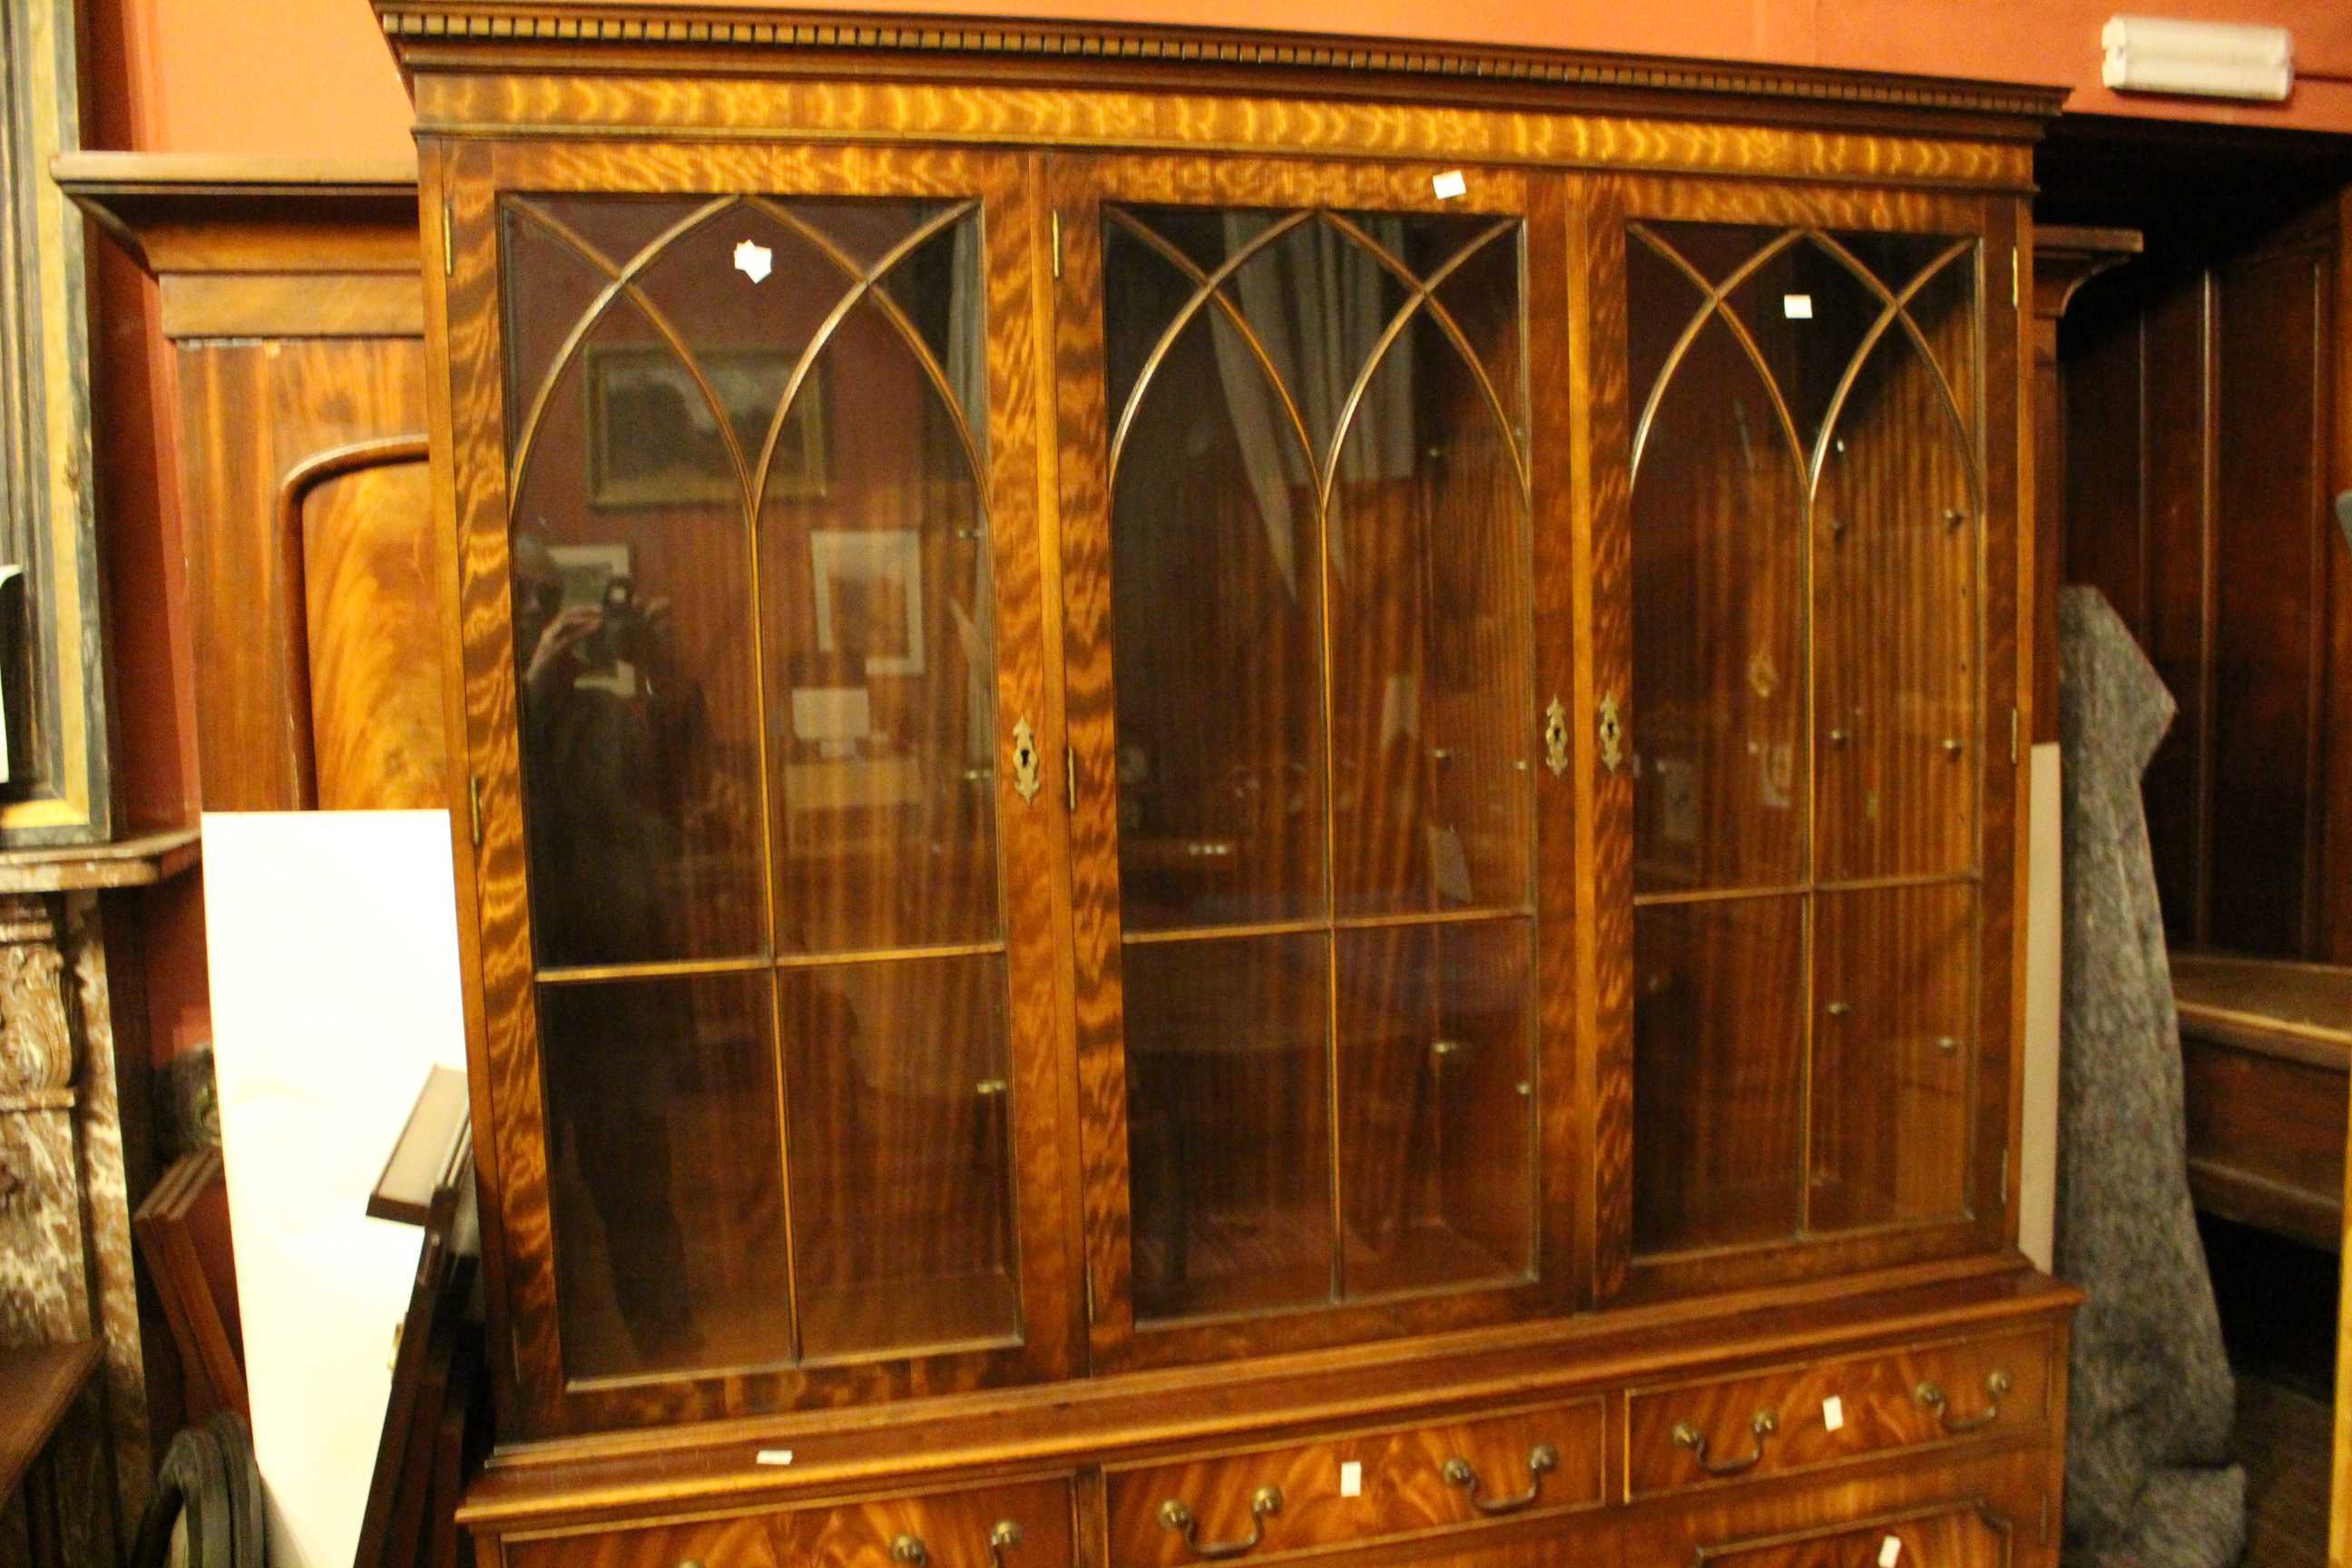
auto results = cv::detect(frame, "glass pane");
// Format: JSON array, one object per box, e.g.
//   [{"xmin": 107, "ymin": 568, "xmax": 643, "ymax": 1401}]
[
  {"xmin": 1628, "ymin": 294, "xmax": 1808, "ymax": 897},
  {"xmin": 502, "ymin": 195, "xmax": 718, "ymax": 418},
  {"xmin": 1124, "ymin": 933, "xmax": 1334, "ymax": 1321},
  {"xmin": 1809, "ymin": 884, "xmax": 1975, "ymax": 1230},
  {"xmin": 1338, "ymin": 918, "xmax": 1534, "ymax": 1295},
  {"xmin": 1433, "ymin": 229, "xmax": 1526, "ymax": 449},
  {"xmin": 1105, "ymin": 233, "xmax": 1327, "ymax": 934},
  {"xmin": 625, "ymin": 202, "xmax": 857, "ymax": 471},
  {"xmin": 784, "ymin": 955, "xmax": 1021, "ymax": 1358},
  {"xmin": 541, "ymin": 971, "xmax": 791, "ymax": 1379},
  {"xmin": 505, "ymin": 288, "xmax": 768, "ymax": 968},
  {"xmin": 1813, "ymin": 263, "xmax": 1978, "ymax": 881},
  {"xmin": 1328, "ymin": 273, "xmax": 1533, "ymax": 917},
  {"xmin": 1632, "ymin": 897, "xmax": 1805, "ymax": 1254},
  {"xmin": 761, "ymin": 220, "xmax": 1001, "ymax": 956},
  {"xmin": 1721, "ymin": 235, "xmax": 1878, "ymax": 453}
]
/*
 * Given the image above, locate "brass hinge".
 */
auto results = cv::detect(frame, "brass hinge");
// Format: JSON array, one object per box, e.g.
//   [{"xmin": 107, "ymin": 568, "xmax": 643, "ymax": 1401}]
[
  {"xmin": 1051, "ymin": 211, "xmax": 1063, "ymax": 280},
  {"xmin": 467, "ymin": 775, "xmax": 484, "ymax": 848},
  {"xmin": 443, "ymin": 198, "xmax": 456, "ymax": 278},
  {"xmin": 2010, "ymin": 706, "xmax": 2020, "ymax": 764},
  {"xmin": 1064, "ymin": 744, "xmax": 1077, "ymax": 812},
  {"xmin": 2010, "ymin": 245, "xmax": 2019, "ymax": 309},
  {"xmin": 1083, "ymin": 1269, "xmax": 1094, "ymax": 1323},
  {"xmin": 2000, "ymin": 1146, "xmax": 2011, "ymax": 1192}
]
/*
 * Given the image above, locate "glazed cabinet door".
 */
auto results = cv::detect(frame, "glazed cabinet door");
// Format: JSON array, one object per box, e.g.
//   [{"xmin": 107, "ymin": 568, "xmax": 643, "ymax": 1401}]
[
  {"xmin": 435, "ymin": 141, "xmax": 1076, "ymax": 1434},
  {"xmin": 1596, "ymin": 181, "xmax": 2023, "ymax": 1295},
  {"xmin": 1049, "ymin": 154, "xmax": 1583, "ymax": 1367}
]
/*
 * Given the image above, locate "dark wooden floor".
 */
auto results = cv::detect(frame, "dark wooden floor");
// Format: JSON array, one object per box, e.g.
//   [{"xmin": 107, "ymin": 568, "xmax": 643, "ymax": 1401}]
[
  {"xmin": 2204, "ymin": 1216, "xmax": 2337, "ymax": 1565},
  {"xmin": 2239, "ymin": 1373, "xmax": 2331, "ymax": 1568}
]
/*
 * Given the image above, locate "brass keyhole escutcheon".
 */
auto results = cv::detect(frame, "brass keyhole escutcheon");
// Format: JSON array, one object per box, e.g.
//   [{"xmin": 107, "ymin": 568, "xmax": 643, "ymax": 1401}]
[
  {"xmin": 1544, "ymin": 697, "xmax": 1570, "ymax": 777},
  {"xmin": 1598, "ymin": 691, "xmax": 1624, "ymax": 774},
  {"xmin": 1011, "ymin": 717, "xmax": 1043, "ymax": 804}
]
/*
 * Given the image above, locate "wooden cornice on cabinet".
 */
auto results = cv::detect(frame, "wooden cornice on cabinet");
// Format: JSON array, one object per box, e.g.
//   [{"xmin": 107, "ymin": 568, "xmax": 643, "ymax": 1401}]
[
  {"xmin": 369, "ymin": 2, "xmax": 2067, "ymax": 141},
  {"xmin": 53, "ymin": 153, "xmax": 423, "ymax": 340}
]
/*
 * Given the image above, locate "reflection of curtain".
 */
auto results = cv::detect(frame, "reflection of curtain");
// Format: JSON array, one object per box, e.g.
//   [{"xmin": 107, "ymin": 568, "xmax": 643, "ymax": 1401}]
[
  {"xmin": 1208, "ymin": 216, "xmax": 1416, "ymax": 593},
  {"xmin": 948, "ymin": 216, "xmax": 993, "ymax": 766}
]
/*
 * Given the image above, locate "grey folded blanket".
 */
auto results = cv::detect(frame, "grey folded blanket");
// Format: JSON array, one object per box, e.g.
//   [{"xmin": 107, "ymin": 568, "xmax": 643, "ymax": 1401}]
[{"xmin": 2054, "ymin": 585, "xmax": 2244, "ymax": 1568}]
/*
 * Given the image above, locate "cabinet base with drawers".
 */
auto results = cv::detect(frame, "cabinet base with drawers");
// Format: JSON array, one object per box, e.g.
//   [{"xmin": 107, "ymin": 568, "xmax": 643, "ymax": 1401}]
[{"xmin": 461, "ymin": 1265, "xmax": 2073, "ymax": 1568}]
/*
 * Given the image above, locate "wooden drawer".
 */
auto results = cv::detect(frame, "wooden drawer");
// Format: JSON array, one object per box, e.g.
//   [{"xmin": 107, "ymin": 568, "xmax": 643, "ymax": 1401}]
[
  {"xmin": 1636, "ymin": 1499, "xmax": 2016, "ymax": 1568},
  {"xmin": 1105, "ymin": 1397, "xmax": 1605, "ymax": 1567},
  {"xmin": 503, "ymin": 1476, "xmax": 1073, "ymax": 1568},
  {"xmin": 1626, "ymin": 1330, "xmax": 2051, "ymax": 1498}
]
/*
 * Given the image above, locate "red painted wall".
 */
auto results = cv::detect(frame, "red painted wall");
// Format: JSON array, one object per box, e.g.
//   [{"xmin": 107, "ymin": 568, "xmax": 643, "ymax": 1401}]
[{"xmin": 95, "ymin": 0, "xmax": 2352, "ymax": 158}]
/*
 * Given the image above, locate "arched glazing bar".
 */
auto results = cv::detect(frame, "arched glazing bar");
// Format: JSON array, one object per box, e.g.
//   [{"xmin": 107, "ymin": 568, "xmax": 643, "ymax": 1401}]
[
  {"xmin": 1626, "ymin": 223, "xmax": 1809, "ymax": 492},
  {"xmin": 504, "ymin": 195, "xmax": 749, "ymax": 513},
  {"xmin": 741, "ymin": 196, "xmax": 987, "ymax": 520},
  {"xmin": 1802, "ymin": 230, "xmax": 1981, "ymax": 514},
  {"xmin": 504, "ymin": 195, "xmax": 991, "ymax": 527},
  {"xmin": 1312, "ymin": 212, "xmax": 1527, "ymax": 515},
  {"xmin": 1104, "ymin": 207, "xmax": 1321, "ymax": 491}
]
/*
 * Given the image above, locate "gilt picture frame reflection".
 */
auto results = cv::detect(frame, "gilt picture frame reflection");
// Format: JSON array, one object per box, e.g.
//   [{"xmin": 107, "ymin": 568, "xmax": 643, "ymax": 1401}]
[
  {"xmin": 810, "ymin": 529, "xmax": 925, "ymax": 679},
  {"xmin": 585, "ymin": 345, "xmax": 828, "ymax": 508}
]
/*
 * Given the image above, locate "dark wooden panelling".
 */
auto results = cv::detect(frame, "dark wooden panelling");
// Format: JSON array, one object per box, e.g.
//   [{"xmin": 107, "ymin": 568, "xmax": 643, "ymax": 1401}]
[
  {"xmin": 2032, "ymin": 228, "xmax": 2142, "ymax": 748},
  {"xmin": 174, "ymin": 340, "xmax": 435, "ymax": 813},
  {"xmin": 2059, "ymin": 304, "xmax": 2145, "ymax": 637},
  {"xmin": 2330, "ymin": 188, "xmax": 2352, "ymax": 967},
  {"xmin": 2059, "ymin": 199, "xmax": 2346, "ymax": 963},
  {"xmin": 2141, "ymin": 276, "xmax": 2216, "ymax": 949},
  {"xmin": 2209, "ymin": 240, "xmax": 2329, "ymax": 958}
]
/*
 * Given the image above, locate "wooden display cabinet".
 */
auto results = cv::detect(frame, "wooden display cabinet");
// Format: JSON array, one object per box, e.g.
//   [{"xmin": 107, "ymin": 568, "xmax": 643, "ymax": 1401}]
[{"xmin": 371, "ymin": 5, "xmax": 2074, "ymax": 1563}]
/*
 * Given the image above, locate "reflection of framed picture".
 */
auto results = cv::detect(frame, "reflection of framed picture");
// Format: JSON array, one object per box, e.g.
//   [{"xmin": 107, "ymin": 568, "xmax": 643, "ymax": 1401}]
[
  {"xmin": 545, "ymin": 542, "xmax": 631, "ymax": 612},
  {"xmin": 810, "ymin": 530, "xmax": 924, "ymax": 678},
  {"xmin": 585, "ymin": 345, "xmax": 828, "ymax": 508}
]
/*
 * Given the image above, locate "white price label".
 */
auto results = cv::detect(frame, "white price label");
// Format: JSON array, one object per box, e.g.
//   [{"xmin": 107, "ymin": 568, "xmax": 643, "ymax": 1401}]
[
  {"xmin": 1877, "ymin": 1535, "xmax": 1903, "ymax": 1567},
  {"xmin": 734, "ymin": 239, "xmax": 775, "ymax": 283},
  {"xmin": 1822, "ymin": 1395, "xmax": 1845, "ymax": 1432},
  {"xmin": 1432, "ymin": 170, "xmax": 1468, "ymax": 200},
  {"xmin": 1338, "ymin": 1460, "xmax": 1363, "ymax": 1497},
  {"xmin": 1783, "ymin": 292, "xmax": 1814, "ymax": 319},
  {"xmin": 755, "ymin": 1449, "xmax": 796, "ymax": 1466}
]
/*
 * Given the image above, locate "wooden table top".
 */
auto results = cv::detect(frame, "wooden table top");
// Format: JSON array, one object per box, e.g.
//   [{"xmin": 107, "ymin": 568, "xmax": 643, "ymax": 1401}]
[
  {"xmin": 0, "ymin": 1340, "xmax": 98, "ymax": 1502},
  {"xmin": 2174, "ymin": 950, "xmax": 2352, "ymax": 1071}
]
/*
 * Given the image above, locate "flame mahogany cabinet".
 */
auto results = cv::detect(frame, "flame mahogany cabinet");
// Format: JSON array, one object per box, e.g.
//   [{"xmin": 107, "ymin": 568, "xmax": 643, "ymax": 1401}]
[{"xmin": 371, "ymin": 5, "xmax": 2078, "ymax": 1563}]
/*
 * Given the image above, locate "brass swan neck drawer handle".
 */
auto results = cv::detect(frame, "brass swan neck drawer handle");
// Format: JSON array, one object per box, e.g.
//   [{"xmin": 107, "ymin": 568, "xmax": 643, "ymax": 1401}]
[
  {"xmin": 1916, "ymin": 1369, "xmax": 2013, "ymax": 1434},
  {"xmin": 1671, "ymin": 1410, "xmax": 1779, "ymax": 1477},
  {"xmin": 1442, "ymin": 1441, "xmax": 1559, "ymax": 1515},
  {"xmin": 1159, "ymin": 1487, "xmax": 1282, "ymax": 1561},
  {"xmin": 890, "ymin": 1521, "xmax": 1024, "ymax": 1568}
]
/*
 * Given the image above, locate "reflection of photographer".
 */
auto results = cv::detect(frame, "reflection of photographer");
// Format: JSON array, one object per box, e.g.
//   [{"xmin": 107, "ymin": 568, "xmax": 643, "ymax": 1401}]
[
  {"xmin": 511, "ymin": 531, "xmax": 704, "ymax": 1367},
  {"xmin": 524, "ymin": 568, "xmax": 673, "ymax": 701}
]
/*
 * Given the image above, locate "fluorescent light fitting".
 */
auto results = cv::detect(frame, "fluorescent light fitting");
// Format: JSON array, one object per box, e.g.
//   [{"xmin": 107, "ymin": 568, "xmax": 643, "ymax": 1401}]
[{"xmin": 2102, "ymin": 15, "xmax": 2292, "ymax": 102}]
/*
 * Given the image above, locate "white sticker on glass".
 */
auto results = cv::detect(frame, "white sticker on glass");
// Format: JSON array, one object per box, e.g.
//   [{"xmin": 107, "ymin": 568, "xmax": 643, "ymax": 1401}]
[
  {"xmin": 1784, "ymin": 293, "xmax": 1814, "ymax": 318},
  {"xmin": 1878, "ymin": 1535, "xmax": 1903, "ymax": 1568},
  {"xmin": 1433, "ymin": 170, "xmax": 1468, "ymax": 200},
  {"xmin": 735, "ymin": 239, "xmax": 775, "ymax": 283},
  {"xmin": 1822, "ymin": 1395, "xmax": 1846, "ymax": 1432},
  {"xmin": 755, "ymin": 1448, "xmax": 795, "ymax": 1466},
  {"xmin": 1339, "ymin": 1460, "xmax": 1363, "ymax": 1497}
]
